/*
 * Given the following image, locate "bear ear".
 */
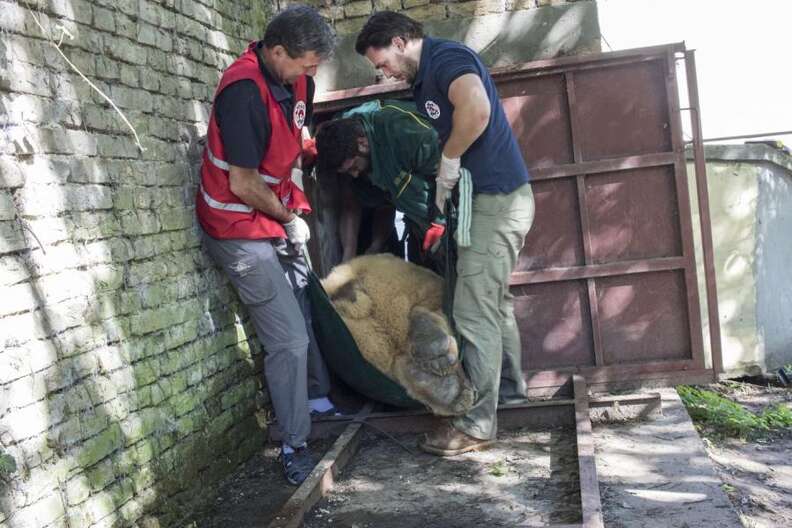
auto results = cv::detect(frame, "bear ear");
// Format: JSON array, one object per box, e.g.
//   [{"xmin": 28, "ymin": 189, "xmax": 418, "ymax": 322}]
[
  {"xmin": 337, "ymin": 289, "xmax": 373, "ymax": 319},
  {"xmin": 331, "ymin": 281, "xmax": 358, "ymax": 304},
  {"xmin": 320, "ymin": 263, "xmax": 355, "ymax": 296}
]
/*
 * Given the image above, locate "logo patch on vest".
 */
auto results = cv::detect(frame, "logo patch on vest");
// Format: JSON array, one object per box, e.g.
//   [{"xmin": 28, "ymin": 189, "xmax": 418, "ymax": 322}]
[
  {"xmin": 294, "ymin": 101, "xmax": 306, "ymax": 129},
  {"xmin": 424, "ymin": 100, "xmax": 441, "ymax": 120}
]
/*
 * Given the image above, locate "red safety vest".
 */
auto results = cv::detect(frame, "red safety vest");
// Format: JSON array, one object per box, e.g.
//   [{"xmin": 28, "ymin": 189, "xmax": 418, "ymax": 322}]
[{"xmin": 197, "ymin": 42, "xmax": 312, "ymax": 240}]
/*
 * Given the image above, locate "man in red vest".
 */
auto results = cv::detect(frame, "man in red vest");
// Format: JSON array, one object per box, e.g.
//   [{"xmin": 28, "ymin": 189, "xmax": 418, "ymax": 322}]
[{"xmin": 196, "ymin": 5, "xmax": 336, "ymax": 486}]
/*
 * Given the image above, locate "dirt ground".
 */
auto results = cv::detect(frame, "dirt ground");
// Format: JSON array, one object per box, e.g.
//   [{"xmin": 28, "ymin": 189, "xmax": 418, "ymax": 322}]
[
  {"xmin": 303, "ymin": 425, "xmax": 580, "ymax": 528},
  {"xmin": 193, "ymin": 379, "xmax": 791, "ymax": 528},
  {"xmin": 191, "ymin": 438, "xmax": 335, "ymax": 528},
  {"xmin": 697, "ymin": 380, "xmax": 792, "ymax": 528}
]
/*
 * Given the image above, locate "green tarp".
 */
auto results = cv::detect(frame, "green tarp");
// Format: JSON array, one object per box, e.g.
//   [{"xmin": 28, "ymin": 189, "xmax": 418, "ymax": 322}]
[{"xmin": 307, "ymin": 271, "xmax": 421, "ymax": 409}]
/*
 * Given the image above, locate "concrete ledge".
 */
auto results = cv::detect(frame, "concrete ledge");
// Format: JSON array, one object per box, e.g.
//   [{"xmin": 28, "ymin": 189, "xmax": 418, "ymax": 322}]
[{"xmin": 686, "ymin": 144, "xmax": 792, "ymax": 174}]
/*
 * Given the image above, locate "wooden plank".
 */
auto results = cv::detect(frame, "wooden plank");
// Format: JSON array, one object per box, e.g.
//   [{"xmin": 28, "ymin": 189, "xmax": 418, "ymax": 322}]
[
  {"xmin": 573, "ymin": 375, "xmax": 604, "ymax": 528},
  {"xmin": 267, "ymin": 404, "xmax": 373, "ymax": 528}
]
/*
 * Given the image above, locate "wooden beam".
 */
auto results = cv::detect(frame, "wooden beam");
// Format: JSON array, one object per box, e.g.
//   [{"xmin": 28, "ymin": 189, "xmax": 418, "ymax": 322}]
[{"xmin": 267, "ymin": 404, "xmax": 373, "ymax": 528}]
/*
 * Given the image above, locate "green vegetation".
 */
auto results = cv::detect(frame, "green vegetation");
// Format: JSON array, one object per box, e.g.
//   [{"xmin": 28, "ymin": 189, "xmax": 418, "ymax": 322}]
[
  {"xmin": 678, "ymin": 385, "xmax": 792, "ymax": 439},
  {"xmin": 488, "ymin": 460, "xmax": 508, "ymax": 477},
  {"xmin": 0, "ymin": 451, "xmax": 17, "ymax": 477}
]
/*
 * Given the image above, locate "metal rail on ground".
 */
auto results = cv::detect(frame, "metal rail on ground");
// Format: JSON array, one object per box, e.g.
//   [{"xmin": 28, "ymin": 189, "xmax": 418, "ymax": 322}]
[{"xmin": 267, "ymin": 376, "xmax": 658, "ymax": 528}]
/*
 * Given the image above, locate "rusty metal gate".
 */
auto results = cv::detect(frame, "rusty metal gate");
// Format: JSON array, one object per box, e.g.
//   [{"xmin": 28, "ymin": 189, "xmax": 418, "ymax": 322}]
[{"xmin": 315, "ymin": 43, "xmax": 718, "ymax": 393}]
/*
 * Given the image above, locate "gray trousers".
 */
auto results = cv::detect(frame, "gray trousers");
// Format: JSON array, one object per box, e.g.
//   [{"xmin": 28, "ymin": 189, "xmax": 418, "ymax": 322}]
[
  {"xmin": 452, "ymin": 183, "xmax": 535, "ymax": 440},
  {"xmin": 202, "ymin": 231, "xmax": 331, "ymax": 447}
]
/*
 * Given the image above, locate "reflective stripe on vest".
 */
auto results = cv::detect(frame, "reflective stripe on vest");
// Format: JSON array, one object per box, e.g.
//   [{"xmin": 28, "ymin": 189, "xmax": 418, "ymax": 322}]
[
  {"xmin": 200, "ymin": 184, "xmax": 253, "ymax": 213},
  {"xmin": 200, "ymin": 184, "xmax": 290, "ymax": 213},
  {"xmin": 206, "ymin": 147, "xmax": 281, "ymax": 185}
]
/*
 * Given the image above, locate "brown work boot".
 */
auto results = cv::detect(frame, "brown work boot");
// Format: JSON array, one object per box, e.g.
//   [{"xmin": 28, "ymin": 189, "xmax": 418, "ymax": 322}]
[{"xmin": 418, "ymin": 421, "xmax": 494, "ymax": 456}]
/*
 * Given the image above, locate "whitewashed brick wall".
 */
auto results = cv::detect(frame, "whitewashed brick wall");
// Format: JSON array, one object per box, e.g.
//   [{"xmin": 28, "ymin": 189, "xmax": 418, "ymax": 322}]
[{"xmin": 1, "ymin": 1, "xmax": 271, "ymax": 526}]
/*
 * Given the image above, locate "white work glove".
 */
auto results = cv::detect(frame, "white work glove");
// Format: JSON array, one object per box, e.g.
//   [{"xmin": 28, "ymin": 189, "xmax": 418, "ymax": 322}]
[
  {"xmin": 283, "ymin": 215, "xmax": 311, "ymax": 247},
  {"xmin": 435, "ymin": 154, "xmax": 461, "ymax": 214}
]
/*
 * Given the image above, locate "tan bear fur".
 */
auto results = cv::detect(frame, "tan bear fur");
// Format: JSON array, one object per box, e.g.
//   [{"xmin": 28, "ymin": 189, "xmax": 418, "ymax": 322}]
[{"xmin": 322, "ymin": 254, "xmax": 474, "ymax": 416}]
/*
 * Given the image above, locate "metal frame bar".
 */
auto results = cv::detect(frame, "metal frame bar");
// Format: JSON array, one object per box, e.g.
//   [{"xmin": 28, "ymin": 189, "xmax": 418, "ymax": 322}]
[
  {"xmin": 573, "ymin": 376, "xmax": 604, "ymax": 528},
  {"xmin": 664, "ymin": 50, "xmax": 707, "ymax": 373},
  {"xmin": 314, "ymin": 43, "xmax": 688, "ymax": 112},
  {"xmin": 684, "ymin": 50, "xmax": 724, "ymax": 377},
  {"xmin": 268, "ymin": 378, "xmax": 655, "ymax": 527},
  {"xmin": 530, "ymin": 152, "xmax": 678, "ymax": 181},
  {"xmin": 565, "ymin": 70, "xmax": 604, "ymax": 370},
  {"xmin": 510, "ymin": 256, "xmax": 688, "ymax": 285}
]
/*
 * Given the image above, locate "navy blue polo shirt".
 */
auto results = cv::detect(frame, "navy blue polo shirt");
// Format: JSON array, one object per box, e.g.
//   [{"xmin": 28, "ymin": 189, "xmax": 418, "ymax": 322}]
[{"xmin": 412, "ymin": 37, "xmax": 530, "ymax": 194}]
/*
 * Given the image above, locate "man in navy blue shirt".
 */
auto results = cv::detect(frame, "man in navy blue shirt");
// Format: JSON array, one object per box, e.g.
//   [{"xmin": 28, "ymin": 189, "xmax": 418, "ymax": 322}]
[{"xmin": 356, "ymin": 12, "xmax": 535, "ymax": 456}]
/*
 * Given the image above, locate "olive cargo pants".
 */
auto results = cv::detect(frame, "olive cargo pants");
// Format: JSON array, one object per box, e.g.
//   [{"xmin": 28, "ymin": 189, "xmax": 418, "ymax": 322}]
[{"xmin": 452, "ymin": 183, "xmax": 535, "ymax": 440}]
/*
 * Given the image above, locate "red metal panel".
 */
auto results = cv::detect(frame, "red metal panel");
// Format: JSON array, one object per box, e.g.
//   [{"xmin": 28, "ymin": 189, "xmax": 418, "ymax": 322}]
[
  {"xmin": 585, "ymin": 166, "xmax": 682, "ymax": 263},
  {"xmin": 574, "ymin": 61, "xmax": 672, "ymax": 160},
  {"xmin": 516, "ymin": 178, "xmax": 584, "ymax": 271},
  {"xmin": 513, "ymin": 281, "xmax": 594, "ymax": 370},
  {"xmin": 596, "ymin": 271, "xmax": 692, "ymax": 364},
  {"xmin": 498, "ymin": 74, "xmax": 574, "ymax": 169},
  {"xmin": 314, "ymin": 43, "xmax": 715, "ymax": 391}
]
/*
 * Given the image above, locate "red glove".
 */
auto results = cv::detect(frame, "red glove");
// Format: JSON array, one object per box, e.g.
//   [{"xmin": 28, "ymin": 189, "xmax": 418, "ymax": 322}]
[
  {"xmin": 422, "ymin": 223, "xmax": 445, "ymax": 252},
  {"xmin": 302, "ymin": 137, "xmax": 318, "ymax": 167}
]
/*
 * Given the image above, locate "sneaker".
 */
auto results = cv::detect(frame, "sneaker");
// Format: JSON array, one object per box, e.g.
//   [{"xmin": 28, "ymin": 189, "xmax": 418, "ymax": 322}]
[
  {"xmin": 280, "ymin": 446, "xmax": 317, "ymax": 486},
  {"xmin": 418, "ymin": 421, "xmax": 494, "ymax": 457},
  {"xmin": 310, "ymin": 406, "xmax": 340, "ymax": 418},
  {"xmin": 308, "ymin": 397, "xmax": 337, "ymax": 417}
]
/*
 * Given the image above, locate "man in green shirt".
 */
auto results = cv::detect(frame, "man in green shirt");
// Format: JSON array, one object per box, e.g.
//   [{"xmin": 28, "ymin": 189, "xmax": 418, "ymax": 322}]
[{"xmin": 315, "ymin": 100, "xmax": 447, "ymax": 270}]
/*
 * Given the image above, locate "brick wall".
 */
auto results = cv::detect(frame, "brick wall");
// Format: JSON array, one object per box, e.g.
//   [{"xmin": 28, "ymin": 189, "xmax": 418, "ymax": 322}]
[
  {"xmin": 0, "ymin": 1, "xmax": 272, "ymax": 526},
  {"xmin": 0, "ymin": 1, "xmax": 595, "ymax": 527}
]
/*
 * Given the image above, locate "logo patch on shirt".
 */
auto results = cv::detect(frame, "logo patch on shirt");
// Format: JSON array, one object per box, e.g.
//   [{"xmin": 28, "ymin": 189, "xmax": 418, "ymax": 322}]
[
  {"xmin": 293, "ymin": 101, "xmax": 306, "ymax": 128},
  {"xmin": 424, "ymin": 100, "xmax": 441, "ymax": 120}
]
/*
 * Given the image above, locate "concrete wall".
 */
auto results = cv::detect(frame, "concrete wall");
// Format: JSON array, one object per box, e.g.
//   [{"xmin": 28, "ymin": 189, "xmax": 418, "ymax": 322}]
[
  {"xmin": 0, "ymin": 1, "xmax": 272, "ymax": 527},
  {"xmin": 688, "ymin": 145, "xmax": 792, "ymax": 377},
  {"xmin": 314, "ymin": 0, "xmax": 601, "ymax": 91}
]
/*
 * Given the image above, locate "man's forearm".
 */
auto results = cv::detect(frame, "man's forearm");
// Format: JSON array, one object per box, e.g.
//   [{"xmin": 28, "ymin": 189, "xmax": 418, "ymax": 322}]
[
  {"xmin": 339, "ymin": 184, "xmax": 362, "ymax": 262},
  {"xmin": 443, "ymin": 107, "xmax": 488, "ymax": 158},
  {"xmin": 228, "ymin": 165, "xmax": 293, "ymax": 223},
  {"xmin": 443, "ymin": 73, "xmax": 491, "ymax": 159}
]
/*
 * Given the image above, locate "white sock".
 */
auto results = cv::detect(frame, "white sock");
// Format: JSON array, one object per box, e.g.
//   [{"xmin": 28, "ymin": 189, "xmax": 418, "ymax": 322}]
[
  {"xmin": 282, "ymin": 442, "xmax": 306, "ymax": 455},
  {"xmin": 308, "ymin": 397, "xmax": 334, "ymax": 413}
]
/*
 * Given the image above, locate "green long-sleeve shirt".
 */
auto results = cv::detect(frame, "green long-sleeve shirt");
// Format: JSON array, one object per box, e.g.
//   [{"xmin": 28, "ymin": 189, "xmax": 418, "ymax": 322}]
[{"xmin": 342, "ymin": 100, "xmax": 443, "ymax": 233}]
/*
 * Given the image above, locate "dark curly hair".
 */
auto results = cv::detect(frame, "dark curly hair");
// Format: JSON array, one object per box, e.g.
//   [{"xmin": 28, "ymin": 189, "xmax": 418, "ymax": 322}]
[
  {"xmin": 315, "ymin": 118, "xmax": 366, "ymax": 175},
  {"xmin": 355, "ymin": 11, "xmax": 424, "ymax": 55}
]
